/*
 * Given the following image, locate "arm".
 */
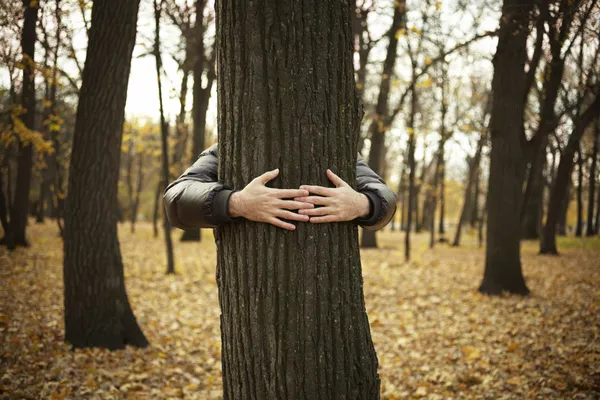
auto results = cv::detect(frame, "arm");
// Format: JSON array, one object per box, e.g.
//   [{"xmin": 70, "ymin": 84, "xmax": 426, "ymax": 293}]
[
  {"xmin": 163, "ymin": 144, "xmax": 235, "ymax": 230},
  {"xmin": 354, "ymin": 155, "xmax": 397, "ymax": 231}
]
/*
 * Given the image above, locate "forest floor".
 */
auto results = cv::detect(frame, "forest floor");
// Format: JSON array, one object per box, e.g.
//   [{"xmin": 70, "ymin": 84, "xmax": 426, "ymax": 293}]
[{"xmin": 1, "ymin": 221, "xmax": 599, "ymax": 399}]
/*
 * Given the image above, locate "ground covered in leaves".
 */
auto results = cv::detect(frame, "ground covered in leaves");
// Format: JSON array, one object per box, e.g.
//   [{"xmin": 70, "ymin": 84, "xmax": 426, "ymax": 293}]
[{"xmin": 1, "ymin": 221, "xmax": 599, "ymax": 399}]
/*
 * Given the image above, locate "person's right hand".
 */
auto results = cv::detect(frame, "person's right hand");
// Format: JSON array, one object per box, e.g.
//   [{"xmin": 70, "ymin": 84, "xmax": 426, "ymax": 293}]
[{"xmin": 228, "ymin": 169, "xmax": 314, "ymax": 230}]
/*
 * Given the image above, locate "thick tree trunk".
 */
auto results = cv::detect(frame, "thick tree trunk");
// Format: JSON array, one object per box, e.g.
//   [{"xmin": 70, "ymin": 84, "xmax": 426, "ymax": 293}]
[
  {"xmin": 575, "ymin": 145, "xmax": 584, "ymax": 237},
  {"xmin": 479, "ymin": 0, "xmax": 531, "ymax": 296},
  {"xmin": 215, "ymin": 1, "xmax": 380, "ymax": 398},
  {"xmin": 63, "ymin": 0, "xmax": 148, "ymax": 349},
  {"xmin": 5, "ymin": 1, "xmax": 39, "ymax": 248},
  {"xmin": 361, "ymin": 1, "xmax": 405, "ymax": 249},
  {"xmin": 521, "ymin": 136, "xmax": 547, "ymax": 239},
  {"xmin": 586, "ymin": 122, "xmax": 598, "ymax": 236},
  {"xmin": 541, "ymin": 96, "xmax": 600, "ymax": 254}
]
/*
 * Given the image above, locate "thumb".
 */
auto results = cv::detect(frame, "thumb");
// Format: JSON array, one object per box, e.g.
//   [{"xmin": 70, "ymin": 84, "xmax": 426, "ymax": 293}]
[
  {"xmin": 256, "ymin": 168, "xmax": 279, "ymax": 185},
  {"xmin": 327, "ymin": 169, "xmax": 348, "ymax": 188}
]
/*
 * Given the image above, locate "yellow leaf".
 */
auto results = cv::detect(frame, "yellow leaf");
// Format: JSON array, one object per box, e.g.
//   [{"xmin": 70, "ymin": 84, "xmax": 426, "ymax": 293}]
[{"xmin": 461, "ymin": 345, "xmax": 480, "ymax": 359}]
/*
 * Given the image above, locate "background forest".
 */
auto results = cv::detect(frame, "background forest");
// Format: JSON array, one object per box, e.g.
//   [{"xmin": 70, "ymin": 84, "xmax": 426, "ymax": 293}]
[{"xmin": 1, "ymin": 0, "xmax": 600, "ymax": 398}]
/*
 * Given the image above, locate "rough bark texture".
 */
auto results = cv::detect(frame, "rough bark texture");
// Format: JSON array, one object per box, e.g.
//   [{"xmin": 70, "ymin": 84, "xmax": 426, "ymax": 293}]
[
  {"xmin": 215, "ymin": 0, "xmax": 380, "ymax": 398},
  {"xmin": 5, "ymin": 1, "xmax": 39, "ymax": 248},
  {"xmin": 360, "ymin": 1, "xmax": 405, "ymax": 249},
  {"xmin": 63, "ymin": 0, "xmax": 148, "ymax": 349},
  {"xmin": 479, "ymin": 0, "xmax": 531, "ymax": 296}
]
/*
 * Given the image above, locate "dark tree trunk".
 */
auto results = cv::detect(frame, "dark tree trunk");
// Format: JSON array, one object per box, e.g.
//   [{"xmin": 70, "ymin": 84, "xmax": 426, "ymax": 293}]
[
  {"xmin": 438, "ymin": 145, "xmax": 446, "ymax": 238},
  {"xmin": 541, "ymin": 96, "xmax": 600, "ymax": 253},
  {"xmin": 361, "ymin": 1, "xmax": 405, "ymax": 249},
  {"xmin": 479, "ymin": 0, "xmax": 531, "ymax": 296},
  {"xmin": 521, "ymin": 136, "xmax": 547, "ymax": 239},
  {"xmin": 153, "ymin": 179, "xmax": 161, "ymax": 237},
  {"xmin": 595, "ymin": 179, "xmax": 600, "ymax": 235},
  {"xmin": 405, "ymin": 85, "xmax": 417, "ymax": 261},
  {"xmin": 154, "ymin": 0, "xmax": 176, "ymax": 274},
  {"xmin": 63, "ymin": 0, "xmax": 148, "ymax": 349},
  {"xmin": 557, "ymin": 179, "xmax": 571, "ymax": 236},
  {"xmin": 215, "ymin": 0, "xmax": 380, "ymax": 398},
  {"xmin": 5, "ymin": 1, "xmax": 39, "ymax": 248},
  {"xmin": 469, "ymin": 164, "xmax": 480, "ymax": 228},
  {"xmin": 181, "ymin": 0, "xmax": 215, "ymax": 243},
  {"xmin": 586, "ymin": 122, "xmax": 598, "ymax": 236},
  {"xmin": 575, "ymin": 145, "xmax": 584, "ymax": 237}
]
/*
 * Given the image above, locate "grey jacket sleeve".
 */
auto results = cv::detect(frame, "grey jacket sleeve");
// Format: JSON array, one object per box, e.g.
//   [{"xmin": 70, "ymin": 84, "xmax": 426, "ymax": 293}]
[
  {"xmin": 355, "ymin": 155, "xmax": 398, "ymax": 231},
  {"xmin": 163, "ymin": 144, "xmax": 236, "ymax": 230}
]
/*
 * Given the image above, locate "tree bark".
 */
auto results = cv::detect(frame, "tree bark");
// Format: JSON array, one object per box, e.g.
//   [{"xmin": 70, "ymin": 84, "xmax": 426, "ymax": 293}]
[
  {"xmin": 5, "ymin": 1, "xmax": 39, "ymax": 248},
  {"xmin": 541, "ymin": 95, "xmax": 600, "ymax": 254},
  {"xmin": 521, "ymin": 136, "xmax": 547, "ymax": 239},
  {"xmin": 215, "ymin": 0, "xmax": 380, "ymax": 398},
  {"xmin": 479, "ymin": 0, "xmax": 531, "ymax": 296},
  {"xmin": 361, "ymin": 1, "xmax": 405, "ymax": 249},
  {"xmin": 586, "ymin": 122, "xmax": 598, "ymax": 236},
  {"xmin": 405, "ymin": 85, "xmax": 417, "ymax": 261},
  {"xmin": 63, "ymin": 0, "xmax": 148, "ymax": 349},
  {"xmin": 438, "ymin": 145, "xmax": 446, "ymax": 238}
]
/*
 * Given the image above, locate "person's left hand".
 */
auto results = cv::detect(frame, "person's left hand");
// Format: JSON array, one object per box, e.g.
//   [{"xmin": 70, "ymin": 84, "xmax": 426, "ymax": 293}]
[{"xmin": 294, "ymin": 169, "xmax": 371, "ymax": 223}]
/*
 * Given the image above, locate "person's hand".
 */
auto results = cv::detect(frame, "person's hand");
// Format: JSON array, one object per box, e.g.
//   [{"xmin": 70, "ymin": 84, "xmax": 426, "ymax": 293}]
[
  {"xmin": 228, "ymin": 169, "xmax": 314, "ymax": 230},
  {"xmin": 294, "ymin": 169, "xmax": 370, "ymax": 223}
]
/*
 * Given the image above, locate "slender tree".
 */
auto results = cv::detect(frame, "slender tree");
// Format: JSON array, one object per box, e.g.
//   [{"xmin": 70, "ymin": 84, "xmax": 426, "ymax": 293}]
[
  {"xmin": 479, "ymin": 0, "xmax": 532, "ymax": 295},
  {"xmin": 4, "ymin": 0, "xmax": 39, "ymax": 248},
  {"xmin": 586, "ymin": 121, "xmax": 598, "ymax": 236},
  {"xmin": 215, "ymin": 0, "xmax": 380, "ymax": 397},
  {"xmin": 63, "ymin": 0, "xmax": 148, "ymax": 349},
  {"xmin": 575, "ymin": 145, "xmax": 584, "ymax": 237}
]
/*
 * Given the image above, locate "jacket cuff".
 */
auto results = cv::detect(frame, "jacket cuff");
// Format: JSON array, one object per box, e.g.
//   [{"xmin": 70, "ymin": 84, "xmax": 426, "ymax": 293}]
[
  {"xmin": 212, "ymin": 189, "xmax": 236, "ymax": 225},
  {"xmin": 356, "ymin": 190, "xmax": 381, "ymax": 227}
]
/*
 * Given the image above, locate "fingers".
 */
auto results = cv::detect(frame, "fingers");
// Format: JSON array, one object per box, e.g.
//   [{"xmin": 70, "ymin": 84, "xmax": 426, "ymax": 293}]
[
  {"xmin": 255, "ymin": 168, "xmax": 279, "ymax": 185},
  {"xmin": 298, "ymin": 207, "xmax": 332, "ymax": 217},
  {"xmin": 277, "ymin": 200, "xmax": 314, "ymax": 210},
  {"xmin": 271, "ymin": 188, "xmax": 310, "ymax": 199},
  {"xmin": 293, "ymin": 196, "xmax": 332, "ymax": 206},
  {"xmin": 267, "ymin": 217, "xmax": 297, "ymax": 231},
  {"xmin": 327, "ymin": 169, "xmax": 348, "ymax": 188},
  {"xmin": 275, "ymin": 209, "xmax": 310, "ymax": 222},
  {"xmin": 299, "ymin": 185, "xmax": 336, "ymax": 197},
  {"xmin": 308, "ymin": 215, "xmax": 338, "ymax": 223}
]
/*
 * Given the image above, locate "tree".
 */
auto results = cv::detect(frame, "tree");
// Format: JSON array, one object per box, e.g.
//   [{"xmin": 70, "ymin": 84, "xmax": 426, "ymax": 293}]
[
  {"xmin": 479, "ymin": 0, "xmax": 532, "ymax": 296},
  {"xmin": 63, "ymin": 0, "xmax": 148, "ymax": 349},
  {"xmin": 214, "ymin": 0, "xmax": 379, "ymax": 397},
  {"xmin": 586, "ymin": 120, "xmax": 599, "ymax": 236},
  {"xmin": 4, "ymin": 0, "xmax": 39, "ymax": 248}
]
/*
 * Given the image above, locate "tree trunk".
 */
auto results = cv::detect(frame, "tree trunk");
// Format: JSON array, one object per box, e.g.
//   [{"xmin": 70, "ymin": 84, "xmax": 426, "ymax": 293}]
[
  {"xmin": 479, "ymin": 0, "xmax": 531, "ymax": 296},
  {"xmin": 5, "ymin": 1, "xmax": 39, "ymax": 248},
  {"xmin": 361, "ymin": 1, "xmax": 405, "ymax": 249},
  {"xmin": 521, "ymin": 136, "xmax": 547, "ymax": 239},
  {"xmin": 586, "ymin": 122, "xmax": 598, "ymax": 236},
  {"xmin": 557, "ymin": 179, "xmax": 571, "ymax": 236},
  {"xmin": 215, "ymin": 0, "xmax": 380, "ymax": 398},
  {"xmin": 541, "ymin": 96, "xmax": 600, "ymax": 253},
  {"xmin": 181, "ymin": 0, "xmax": 215, "ymax": 243},
  {"xmin": 153, "ymin": 179, "xmax": 161, "ymax": 237},
  {"xmin": 438, "ymin": 145, "xmax": 446, "ymax": 238},
  {"xmin": 405, "ymin": 86, "xmax": 417, "ymax": 261},
  {"xmin": 154, "ymin": 0, "xmax": 175, "ymax": 274},
  {"xmin": 63, "ymin": 0, "xmax": 148, "ymax": 349},
  {"xmin": 575, "ymin": 145, "xmax": 584, "ymax": 237},
  {"xmin": 469, "ymin": 164, "xmax": 480, "ymax": 228}
]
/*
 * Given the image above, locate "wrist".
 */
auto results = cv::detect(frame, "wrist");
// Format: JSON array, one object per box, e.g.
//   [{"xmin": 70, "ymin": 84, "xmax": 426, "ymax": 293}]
[
  {"xmin": 228, "ymin": 191, "xmax": 244, "ymax": 218},
  {"xmin": 357, "ymin": 193, "xmax": 370, "ymax": 218}
]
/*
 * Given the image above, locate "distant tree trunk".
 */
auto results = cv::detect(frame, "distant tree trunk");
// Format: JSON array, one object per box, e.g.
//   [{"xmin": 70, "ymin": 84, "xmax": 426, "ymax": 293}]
[
  {"xmin": 521, "ymin": 136, "xmax": 547, "ymax": 239},
  {"xmin": 63, "ymin": 0, "xmax": 148, "ymax": 349},
  {"xmin": 438, "ymin": 146, "xmax": 446, "ymax": 238},
  {"xmin": 405, "ymin": 85, "xmax": 417, "ymax": 261},
  {"xmin": 181, "ymin": 0, "xmax": 215, "ymax": 243},
  {"xmin": 541, "ymin": 96, "xmax": 600, "ymax": 254},
  {"xmin": 215, "ymin": 0, "xmax": 380, "ymax": 397},
  {"xmin": 453, "ymin": 133, "xmax": 484, "ymax": 247},
  {"xmin": 575, "ymin": 145, "xmax": 584, "ymax": 237},
  {"xmin": 595, "ymin": 180, "xmax": 600, "ymax": 234},
  {"xmin": 153, "ymin": 179, "xmax": 161, "ymax": 237},
  {"xmin": 469, "ymin": 165, "xmax": 480, "ymax": 228},
  {"xmin": 557, "ymin": 179, "xmax": 571, "ymax": 236},
  {"xmin": 586, "ymin": 122, "xmax": 598, "ymax": 236},
  {"xmin": 479, "ymin": 0, "xmax": 531, "ymax": 296},
  {"xmin": 154, "ymin": 0, "xmax": 175, "ymax": 274},
  {"xmin": 361, "ymin": 1, "xmax": 405, "ymax": 249},
  {"xmin": 4, "ymin": 1, "xmax": 39, "ymax": 248},
  {"xmin": 0, "ymin": 173, "xmax": 8, "ymax": 235}
]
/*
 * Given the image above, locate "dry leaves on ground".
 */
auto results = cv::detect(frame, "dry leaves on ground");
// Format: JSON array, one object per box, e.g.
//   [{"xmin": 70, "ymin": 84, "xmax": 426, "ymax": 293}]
[{"xmin": 1, "ymin": 221, "xmax": 599, "ymax": 399}]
